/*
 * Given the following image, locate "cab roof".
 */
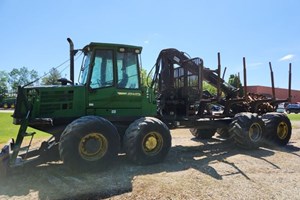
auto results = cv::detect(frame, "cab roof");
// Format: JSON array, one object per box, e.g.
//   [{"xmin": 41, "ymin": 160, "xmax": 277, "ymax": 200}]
[{"xmin": 83, "ymin": 42, "xmax": 142, "ymax": 53}]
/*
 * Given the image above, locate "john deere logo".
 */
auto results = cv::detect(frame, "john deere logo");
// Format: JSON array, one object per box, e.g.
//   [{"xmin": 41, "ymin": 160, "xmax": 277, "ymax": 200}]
[{"xmin": 117, "ymin": 92, "xmax": 141, "ymax": 96}]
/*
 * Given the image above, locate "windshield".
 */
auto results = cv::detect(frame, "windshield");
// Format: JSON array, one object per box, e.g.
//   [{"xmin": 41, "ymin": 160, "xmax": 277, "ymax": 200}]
[{"xmin": 80, "ymin": 53, "xmax": 91, "ymax": 85}]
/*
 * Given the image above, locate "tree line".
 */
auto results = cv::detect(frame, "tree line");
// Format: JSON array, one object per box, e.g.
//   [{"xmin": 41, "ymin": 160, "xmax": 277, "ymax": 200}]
[
  {"xmin": 0, "ymin": 66, "xmax": 243, "ymax": 101},
  {"xmin": 0, "ymin": 67, "xmax": 61, "ymax": 100}
]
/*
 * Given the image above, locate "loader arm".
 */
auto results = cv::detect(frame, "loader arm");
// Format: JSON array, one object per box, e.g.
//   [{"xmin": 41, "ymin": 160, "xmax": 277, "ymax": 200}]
[
  {"xmin": 150, "ymin": 48, "xmax": 240, "ymax": 118},
  {"xmin": 151, "ymin": 48, "xmax": 238, "ymax": 98}
]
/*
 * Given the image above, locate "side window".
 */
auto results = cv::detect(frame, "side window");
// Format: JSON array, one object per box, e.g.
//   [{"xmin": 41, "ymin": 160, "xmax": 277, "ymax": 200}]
[
  {"xmin": 90, "ymin": 50, "xmax": 113, "ymax": 89},
  {"xmin": 80, "ymin": 53, "xmax": 91, "ymax": 85},
  {"xmin": 117, "ymin": 52, "xmax": 139, "ymax": 89}
]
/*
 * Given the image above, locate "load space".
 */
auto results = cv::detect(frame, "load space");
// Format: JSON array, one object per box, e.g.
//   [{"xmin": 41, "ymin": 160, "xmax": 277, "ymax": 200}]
[{"xmin": 0, "ymin": 38, "xmax": 294, "ymax": 176}]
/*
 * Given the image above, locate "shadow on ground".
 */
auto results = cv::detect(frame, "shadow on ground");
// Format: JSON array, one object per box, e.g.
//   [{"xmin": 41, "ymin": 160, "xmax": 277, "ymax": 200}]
[{"xmin": 0, "ymin": 136, "xmax": 299, "ymax": 199}]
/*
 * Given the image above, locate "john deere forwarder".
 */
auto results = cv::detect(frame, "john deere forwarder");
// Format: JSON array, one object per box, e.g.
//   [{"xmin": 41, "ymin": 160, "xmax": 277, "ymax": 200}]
[{"xmin": 0, "ymin": 38, "xmax": 292, "ymax": 175}]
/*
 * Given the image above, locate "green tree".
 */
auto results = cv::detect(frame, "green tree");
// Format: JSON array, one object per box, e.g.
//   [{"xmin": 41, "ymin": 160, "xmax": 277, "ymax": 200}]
[
  {"xmin": 41, "ymin": 68, "xmax": 62, "ymax": 85},
  {"xmin": 203, "ymin": 81, "xmax": 217, "ymax": 95},
  {"xmin": 228, "ymin": 74, "xmax": 243, "ymax": 96},
  {"xmin": 140, "ymin": 68, "xmax": 152, "ymax": 87},
  {"xmin": 8, "ymin": 67, "xmax": 39, "ymax": 93},
  {"xmin": 0, "ymin": 71, "xmax": 9, "ymax": 101}
]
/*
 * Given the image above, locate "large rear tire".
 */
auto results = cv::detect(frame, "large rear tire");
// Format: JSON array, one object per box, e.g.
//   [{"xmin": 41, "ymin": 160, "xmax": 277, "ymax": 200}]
[
  {"xmin": 123, "ymin": 117, "xmax": 171, "ymax": 165},
  {"xmin": 59, "ymin": 116, "xmax": 120, "ymax": 171},
  {"xmin": 229, "ymin": 112, "xmax": 265, "ymax": 149},
  {"xmin": 262, "ymin": 112, "xmax": 292, "ymax": 146},
  {"xmin": 189, "ymin": 128, "xmax": 216, "ymax": 139}
]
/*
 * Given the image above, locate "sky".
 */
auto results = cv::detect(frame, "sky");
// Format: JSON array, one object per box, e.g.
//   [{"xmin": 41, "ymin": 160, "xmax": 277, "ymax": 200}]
[{"xmin": 0, "ymin": 0, "xmax": 299, "ymax": 90}]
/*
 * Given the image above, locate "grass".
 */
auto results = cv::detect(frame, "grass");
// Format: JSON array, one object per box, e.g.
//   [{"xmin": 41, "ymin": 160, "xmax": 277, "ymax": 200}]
[
  {"xmin": 0, "ymin": 112, "xmax": 49, "ymax": 145},
  {"xmin": 287, "ymin": 113, "xmax": 300, "ymax": 121},
  {"xmin": 0, "ymin": 112, "xmax": 299, "ymax": 145}
]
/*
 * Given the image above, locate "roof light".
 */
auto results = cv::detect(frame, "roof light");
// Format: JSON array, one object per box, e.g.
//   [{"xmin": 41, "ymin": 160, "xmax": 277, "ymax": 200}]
[{"xmin": 119, "ymin": 48, "xmax": 125, "ymax": 52}]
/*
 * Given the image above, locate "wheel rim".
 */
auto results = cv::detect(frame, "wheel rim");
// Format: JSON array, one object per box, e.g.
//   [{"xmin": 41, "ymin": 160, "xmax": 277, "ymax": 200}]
[
  {"xmin": 142, "ymin": 132, "xmax": 163, "ymax": 156},
  {"xmin": 249, "ymin": 123, "xmax": 262, "ymax": 142},
  {"xmin": 277, "ymin": 122, "xmax": 289, "ymax": 139},
  {"xmin": 78, "ymin": 132, "xmax": 108, "ymax": 161}
]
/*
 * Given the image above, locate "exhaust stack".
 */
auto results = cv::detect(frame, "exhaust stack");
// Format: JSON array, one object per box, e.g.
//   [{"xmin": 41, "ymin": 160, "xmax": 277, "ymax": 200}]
[{"xmin": 67, "ymin": 38, "xmax": 75, "ymax": 85}]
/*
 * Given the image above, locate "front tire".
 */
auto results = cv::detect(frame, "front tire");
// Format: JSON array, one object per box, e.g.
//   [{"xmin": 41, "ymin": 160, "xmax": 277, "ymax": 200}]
[
  {"xmin": 262, "ymin": 112, "xmax": 292, "ymax": 146},
  {"xmin": 59, "ymin": 116, "xmax": 120, "ymax": 171},
  {"xmin": 123, "ymin": 117, "xmax": 171, "ymax": 165}
]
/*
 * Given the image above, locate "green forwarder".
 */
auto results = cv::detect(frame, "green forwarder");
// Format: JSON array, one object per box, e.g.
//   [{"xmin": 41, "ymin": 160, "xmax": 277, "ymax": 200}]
[{"xmin": 0, "ymin": 38, "xmax": 293, "ymax": 176}]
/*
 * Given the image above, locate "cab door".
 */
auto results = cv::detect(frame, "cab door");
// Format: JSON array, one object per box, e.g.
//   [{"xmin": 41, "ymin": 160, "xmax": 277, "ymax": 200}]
[
  {"xmin": 114, "ymin": 51, "xmax": 143, "ymax": 115},
  {"xmin": 86, "ymin": 49, "xmax": 142, "ymax": 117}
]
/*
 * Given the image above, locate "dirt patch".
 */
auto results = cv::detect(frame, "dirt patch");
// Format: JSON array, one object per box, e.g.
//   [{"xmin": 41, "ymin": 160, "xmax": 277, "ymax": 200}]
[{"xmin": 0, "ymin": 121, "xmax": 300, "ymax": 200}]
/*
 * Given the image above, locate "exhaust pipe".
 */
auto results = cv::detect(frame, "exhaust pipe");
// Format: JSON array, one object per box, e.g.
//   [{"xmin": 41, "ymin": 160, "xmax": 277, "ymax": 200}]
[{"xmin": 67, "ymin": 38, "xmax": 75, "ymax": 85}]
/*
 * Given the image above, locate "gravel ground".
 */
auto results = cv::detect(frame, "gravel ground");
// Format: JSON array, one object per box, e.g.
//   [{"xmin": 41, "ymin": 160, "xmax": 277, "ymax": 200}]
[{"xmin": 0, "ymin": 121, "xmax": 299, "ymax": 200}]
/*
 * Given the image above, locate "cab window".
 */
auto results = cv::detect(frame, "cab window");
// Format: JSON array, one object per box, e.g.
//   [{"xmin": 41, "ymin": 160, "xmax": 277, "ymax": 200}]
[
  {"xmin": 117, "ymin": 52, "xmax": 139, "ymax": 89},
  {"xmin": 80, "ymin": 52, "xmax": 91, "ymax": 85},
  {"xmin": 90, "ymin": 50, "xmax": 113, "ymax": 89}
]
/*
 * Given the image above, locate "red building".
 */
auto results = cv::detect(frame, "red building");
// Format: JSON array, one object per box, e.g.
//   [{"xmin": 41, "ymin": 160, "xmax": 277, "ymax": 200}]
[{"xmin": 247, "ymin": 86, "xmax": 300, "ymax": 103}]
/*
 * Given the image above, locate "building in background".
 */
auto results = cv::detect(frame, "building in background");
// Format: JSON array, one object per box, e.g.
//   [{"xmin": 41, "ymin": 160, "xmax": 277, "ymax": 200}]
[{"xmin": 247, "ymin": 86, "xmax": 300, "ymax": 103}]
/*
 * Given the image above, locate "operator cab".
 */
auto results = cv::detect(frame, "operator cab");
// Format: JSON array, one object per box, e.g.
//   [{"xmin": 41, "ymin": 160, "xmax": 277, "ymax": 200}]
[
  {"xmin": 80, "ymin": 42, "xmax": 142, "ymax": 90},
  {"xmin": 78, "ymin": 42, "xmax": 153, "ymax": 118}
]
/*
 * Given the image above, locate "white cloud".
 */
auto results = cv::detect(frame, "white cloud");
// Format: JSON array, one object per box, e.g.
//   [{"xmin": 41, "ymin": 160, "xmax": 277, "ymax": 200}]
[
  {"xmin": 144, "ymin": 40, "xmax": 149, "ymax": 44},
  {"xmin": 279, "ymin": 54, "xmax": 295, "ymax": 61}
]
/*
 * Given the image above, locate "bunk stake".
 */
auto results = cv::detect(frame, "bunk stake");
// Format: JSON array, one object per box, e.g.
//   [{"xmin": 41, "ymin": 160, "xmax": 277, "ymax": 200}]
[
  {"xmin": 269, "ymin": 62, "xmax": 276, "ymax": 100},
  {"xmin": 288, "ymin": 63, "xmax": 292, "ymax": 102},
  {"xmin": 243, "ymin": 57, "xmax": 247, "ymax": 98},
  {"xmin": 217, "ymin": 52, "xmax": 221, "ymax": 101}
]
